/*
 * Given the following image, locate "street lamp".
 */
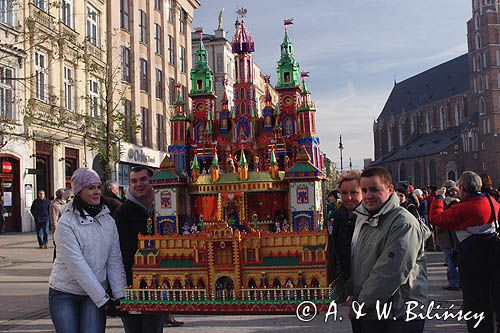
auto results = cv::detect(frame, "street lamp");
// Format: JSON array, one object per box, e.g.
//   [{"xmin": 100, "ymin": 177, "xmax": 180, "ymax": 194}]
[{"xmin": 338, "ymin": 134, "xmax": 344, "ymax": 171}]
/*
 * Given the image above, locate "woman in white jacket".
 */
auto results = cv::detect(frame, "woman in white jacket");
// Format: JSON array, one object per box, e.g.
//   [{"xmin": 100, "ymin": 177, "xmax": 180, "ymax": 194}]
[{"xmin": 48, "ymin": 168, "xmax": 126, "ymax": 333}]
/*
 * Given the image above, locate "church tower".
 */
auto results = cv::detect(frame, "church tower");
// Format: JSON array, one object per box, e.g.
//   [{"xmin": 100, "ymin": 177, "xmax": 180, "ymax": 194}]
[
  {"xmin": 276, "ymin": 21, "xmax": 301, "ymax": 141},
  {"xmin": 232, "ymin": 10, "xmax": 257, "ymax": 144},
  {"xmin": 190, "ymin": 28, "xmax": 216, "ymax": 143},
  {"xmin": 467, "ymin": 0, "xmax": 500, "ymax": 181},
  {"xmin": 168, "ymin": 84, "xmax": 189, "ymax": 174},
  {"xmin": 297, "ymin": 74, "xmax": 322, "ymax": 170}
]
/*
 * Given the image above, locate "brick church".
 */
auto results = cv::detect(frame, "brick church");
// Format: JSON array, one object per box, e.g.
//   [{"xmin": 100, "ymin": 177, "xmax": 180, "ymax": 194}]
[{"xmin": 372, "ymin": 0, "xmax": 500, "ymax": 188}]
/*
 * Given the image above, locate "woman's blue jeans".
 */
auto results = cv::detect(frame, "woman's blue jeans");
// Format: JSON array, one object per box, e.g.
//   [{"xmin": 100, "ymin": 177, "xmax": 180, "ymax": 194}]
[{"xmin": 49, "ymin": 288, "xmax": 106, "ymax": 333}]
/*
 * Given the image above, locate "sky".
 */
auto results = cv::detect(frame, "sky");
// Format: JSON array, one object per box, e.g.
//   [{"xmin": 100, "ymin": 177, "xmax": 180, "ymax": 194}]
[{"xmin": 192, "ymin": 0, "xmax": 471, "ymax": 170}]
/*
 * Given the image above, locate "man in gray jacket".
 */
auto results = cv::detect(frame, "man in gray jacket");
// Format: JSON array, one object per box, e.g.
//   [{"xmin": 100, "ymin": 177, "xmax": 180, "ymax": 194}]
[{"xmin": 349, "ymin": 167, "xmax": 428, "ymax": 333}]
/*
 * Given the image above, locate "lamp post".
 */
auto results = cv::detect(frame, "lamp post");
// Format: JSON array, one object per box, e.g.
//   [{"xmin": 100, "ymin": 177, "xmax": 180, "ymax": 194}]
[{"xmin": 338, "ymin": 134, "xmax": 344, "ymax": 171}]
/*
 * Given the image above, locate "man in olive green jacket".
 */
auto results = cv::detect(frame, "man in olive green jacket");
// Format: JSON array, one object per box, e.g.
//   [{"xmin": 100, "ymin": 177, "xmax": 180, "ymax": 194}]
[{"xmin": 348, "ymin": 167, "xmax": 428, "ymax": 333}]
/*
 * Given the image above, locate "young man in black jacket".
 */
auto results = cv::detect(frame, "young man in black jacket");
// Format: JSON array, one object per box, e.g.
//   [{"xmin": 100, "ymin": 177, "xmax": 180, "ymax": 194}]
[{"xmin": 114, "ymin": 166, "xmax": 182, "ymax": 332}]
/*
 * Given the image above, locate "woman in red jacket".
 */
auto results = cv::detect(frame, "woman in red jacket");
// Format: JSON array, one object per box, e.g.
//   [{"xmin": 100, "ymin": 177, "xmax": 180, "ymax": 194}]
[{"xmin": 430, "ymin": 171, "xmax": 499, "ymax": 333}]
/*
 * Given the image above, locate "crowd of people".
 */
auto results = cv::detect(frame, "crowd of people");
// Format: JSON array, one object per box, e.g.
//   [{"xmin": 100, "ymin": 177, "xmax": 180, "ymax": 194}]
[
  {"xmin": 27, "ymin": 164, "xmax": 499, "ymax": 333},
  {"xmin": 326, "ymin": 168, "xmax": 500, "ymax": 333}
]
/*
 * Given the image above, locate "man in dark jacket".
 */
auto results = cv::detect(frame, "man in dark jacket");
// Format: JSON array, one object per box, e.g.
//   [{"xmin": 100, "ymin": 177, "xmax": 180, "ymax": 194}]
[
  {"xmin": 115, "ymin": 166, "xmax": 182, "ymax": 332},
  {"xmin": 102, "ymin": 180, "xmax": 123, "ymax": 216},
  {"xmin": 31, "ymin": 190, "xmax": 50, "ymax": 249}
]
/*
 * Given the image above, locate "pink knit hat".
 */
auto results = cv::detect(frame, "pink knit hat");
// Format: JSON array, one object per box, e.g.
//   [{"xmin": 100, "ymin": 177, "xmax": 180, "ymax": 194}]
[{"xmin": 71, "ymin": 168, "xmax": 101, "ymax": 196}]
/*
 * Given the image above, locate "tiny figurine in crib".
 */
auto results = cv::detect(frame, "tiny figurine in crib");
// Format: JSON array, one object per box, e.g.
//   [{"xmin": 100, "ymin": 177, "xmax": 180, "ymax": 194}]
[
  {"xmin": 285, "ymin": 278, "xmax": 295, "ymax": 299},
  {"xmin": 184, "ymin": 274, "xmax": 194, "ymax": 289},
  {"xmin": 284, "ymin": 155, "xmax": 290, "ymax": 170},
  {"xmin": 182, "ymin": 223, "xmax": 191, "ymax": 235},
  {"xmin": 253, "ymin": 155, "xmax": 260, "ymax": 172},
  {"xmin": 190, "ymin": 223, "xmax": 198, "ymax": 234},
  {"xmin": 297, "ymin": 271, "xmax": 307, "ymax": 288},
  {"xmin": 150, "ymin": 277, "xmax": 159, "ymax": 289},
  {"xmin": 282, "ymin": 219, "xmax": 289, "ymax": 232},
  {"xmin": 274, "ymin": 221, "xmax": 281, "ymax": 233},
  {"xmin": 260, "ymin": 272, "xmax": 269, "ymax": 288}
]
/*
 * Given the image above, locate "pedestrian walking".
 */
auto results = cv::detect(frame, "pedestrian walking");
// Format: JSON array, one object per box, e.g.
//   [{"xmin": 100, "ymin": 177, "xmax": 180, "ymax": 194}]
[
  {"xmin": 49, "ymin": 189, "xmax": 66, "ymax": 233},
  {"xmin": 114, "ymin": 166, "xmax": 183, "ymax": 332},
  {"xmin": 48, "ymin": 167, "xmax": 126, "ymax": 333},
  {"xmin": 348, "ymin": 167, "xmax": 428, "ymax": 333},
  {"xmin": 31, "ymin": 190, "xmax": 50, "ymax": 249},
  {"xmin": 102, "ymin": 180, "xmax": 124, "ymax": 216},
  {"xmin": 430, "ymin": 171, "xmax": 500, "ymax": 333}
]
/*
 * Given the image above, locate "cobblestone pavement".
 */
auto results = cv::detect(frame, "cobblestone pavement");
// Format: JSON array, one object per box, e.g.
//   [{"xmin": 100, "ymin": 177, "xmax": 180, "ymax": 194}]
[{"xmin": 0, "ymin": 232, "xmax": 467, "ymax": 332}]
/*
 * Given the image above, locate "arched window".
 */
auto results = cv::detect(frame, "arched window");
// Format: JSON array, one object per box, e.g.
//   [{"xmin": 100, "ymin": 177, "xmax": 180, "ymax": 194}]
[
  {"xmin": 475, "ymin": 14, "xmax": 480, "ymax": 30},
  {"xmin": 240, "ymin": 88, "xmax": 245, "ymax": 100},
  {"xmin": 387, "ymin": 126, "xmax": 393, "ymax": 151},
  {"xmin": 413, "ymin": 161, "xmax": 421, "ymax": 187},
  {"xmin": 454, "ymin": 103, "xmax": 461, "ymax": 126},
  {"xmin": 248, "ymin": 278, "xmax": 256, "ymax": 288},
  {"xmin": 479, "ymin": 97, "xmax": 486, "ymax": 115},
  {"xmin": 439, "ymin": 107, "xmax": 446, "ymax": 130},
  {"xmin": 476, "ymin": 33, "xmax": 481, "ymax": 50},
  {"xmin": 398, "ymin": 122, "xmax": 404, "ymax": 145},
  {"xmin": 399, "ymin": 162, "xmax": 406, "ymax": 182},
  {"xmin": 428, "ymin": 159, "xmax": 437, "ymax": 186},
  {"xmin": 425, "ymin": 112, "xmax": 431, "ymax": 133},
  {"xmin": 410, "ymin": 114, "xmax": 417, "ymax": 133}
]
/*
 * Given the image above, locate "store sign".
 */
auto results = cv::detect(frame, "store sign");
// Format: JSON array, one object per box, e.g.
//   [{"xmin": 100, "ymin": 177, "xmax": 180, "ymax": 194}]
[
  {"xmin": 127, "ymin": 149, "xmax": 156, "ymax": 164},
  {"xmin": 2, "ymin": 161, "xmax": 12, "ymax": 173},
  {"xmin": 120, "ymin": 143, "xmax": 166, "ymax": 168}
]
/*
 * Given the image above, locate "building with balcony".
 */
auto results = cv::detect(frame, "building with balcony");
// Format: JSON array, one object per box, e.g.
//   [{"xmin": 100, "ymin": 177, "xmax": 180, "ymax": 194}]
[
  {"xmin": 0, "ymin": 2, "xmax": 26, "ymax": 232},
  {"xmin": 0, "ymin": 0, "xmax": 200, "ymax": 232}
]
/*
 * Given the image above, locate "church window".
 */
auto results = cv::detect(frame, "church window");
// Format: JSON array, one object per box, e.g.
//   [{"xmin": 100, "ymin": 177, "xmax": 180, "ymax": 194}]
[
  {"xmin": 398, "ymin": 122, "xmax": 403, "ymax": 145},
  {"xmin": 483, "ymin": 52, "xmax": 487, "ymax": 68},
  {"xmin": 439, "ymin": 107, "xmax": 446, "ymax": 130},
  {"xmin": 496, "ymin": 51, "xmax": 500, "ymax": 66},
  {"xmin": 387, "ymin": 126, "xmax": 393, "ymax": 150},
  {"xmin": 479, "ymin": 97, "xmax": 486, "ymax": 114},
  {"xmin": 240, "ymin": 88, "xmax": 245, "ymax": 99},
  {"xmin": 475, "ymin": 33, "xmax": 481, "ymax": 50},
  {"xmin": 413, "ymin": 161, "xmax": 421, "ymax": 187},
  {"xmin": 475, "ymin": 14, "xmax": 480, "ymax": 30},
  {"xmin": 454, "ymin": 103, "xmax": 461, "ymax": 126},
  {"xmin": 425, "ymin": 112, "xmax": 431, "ymax": 133},
  {"xmin": 399, "ymin": 162, "xmax": 406, "ymax": 182},
  {"xmin": 428, "ymin": 159, "xmax": 437, "ymax": 186}
]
